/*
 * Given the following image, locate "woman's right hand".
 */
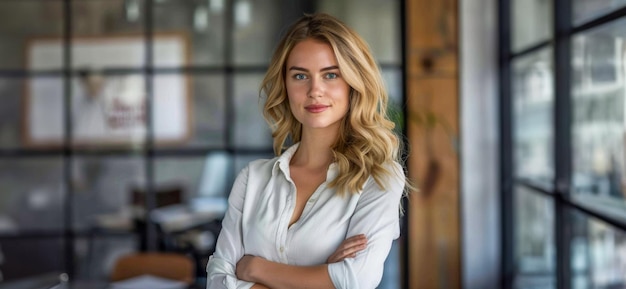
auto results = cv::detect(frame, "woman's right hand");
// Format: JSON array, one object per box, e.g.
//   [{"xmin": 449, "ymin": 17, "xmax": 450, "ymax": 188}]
[{"xmin": 326, "ymin": 234, "xmax": 368, "ymax": 263}]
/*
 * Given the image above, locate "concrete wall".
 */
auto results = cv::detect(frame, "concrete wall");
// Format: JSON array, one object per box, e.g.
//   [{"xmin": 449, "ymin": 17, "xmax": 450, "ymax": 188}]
[{"xmin": 460, "ymin": 0, "xmax": 500, "ymax": 288}]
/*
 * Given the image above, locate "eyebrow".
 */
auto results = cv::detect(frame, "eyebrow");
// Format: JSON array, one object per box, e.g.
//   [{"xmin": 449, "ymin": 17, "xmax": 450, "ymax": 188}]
[{"xmin": 288, "ymin": 65, "xmax": 339, "ymax": 72}]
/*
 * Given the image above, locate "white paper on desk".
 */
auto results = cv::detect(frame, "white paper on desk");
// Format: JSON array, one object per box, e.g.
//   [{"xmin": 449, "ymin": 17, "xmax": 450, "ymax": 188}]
[{"xmin": 109, "ymin": 275, "xmax": 187, "ymax": 289}]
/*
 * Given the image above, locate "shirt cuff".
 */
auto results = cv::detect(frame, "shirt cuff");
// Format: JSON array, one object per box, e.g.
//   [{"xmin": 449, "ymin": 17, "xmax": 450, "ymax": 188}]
[
  {"xmin": 206, "ymin": 256, "xmax": 255, "ymax": 289},
  {"xmin": 327, "ymin": 260, "xmax": 358, "ymax": 289}
]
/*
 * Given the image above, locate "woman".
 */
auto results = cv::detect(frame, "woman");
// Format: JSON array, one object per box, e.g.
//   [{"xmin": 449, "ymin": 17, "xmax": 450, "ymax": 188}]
[{"xmin": 206, "ymin": 13, "xmax": 408, "ymax": 289}]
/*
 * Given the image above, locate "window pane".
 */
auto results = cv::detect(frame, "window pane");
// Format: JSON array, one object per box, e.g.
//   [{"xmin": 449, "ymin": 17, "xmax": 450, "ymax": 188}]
[
  {"xmin": 71, "ymin": 0, "xmax": 144, "ymax": 70},
  {"xmin": 573, "ymin": 0, "xmax": 626, "ymax": 25},
  {"xmin": 511, "ymin": 0, "xmax": 553, "ymax": 52},
  {"xmin": 512, "ymin": 48, "xmax": 554, "ymax": 184},
  {"xmin": 152, "ymin": 73, "xmax": 191, "ymax": 148},
  {"xmin": 232, "ymin": 74, "xmax": 273, "ymax": 149},
  {"xmin": 72, "ymin": 156, "xmax": 145, "ymax": 232},
  {"xmin": 382, "ymin": 69, "xmax": 403, "ymax": 106},
  {"xmin": 73, "ymin": 235, "xmax": 137, "ymax": 282},
  {"xmin": 0, "ymin": 0, "xmax": 63, "ymax": 71},
  {"xmin": 153, "ymin": 155, "xmax": 231, "ymax": 248},
  {"xmin": 382, "ymin": 69, "xmax": 405, "ymax": 134},
  {"xmin": 570, "ymin": 209, "xmax": 626, "ymax": 289},
  {"xmin": 571, "ymin": 19, "xmax": 626, "ymax": 212},
  {"xmin": 155, "ymin": 154, "xmax": 234, "ymax": 199},
  {"xmin": 155, "ymin": 74, "xmax": 225, "ymax": 149},
  {"xmin": 317, "ymin": 0, "xmax": 401, "ymax": 64},
  {"xmin": 232, "ymin": 0, "xmax": 282, "ymax": 66},
  {"xmin": 0, "ymin": 237, "xmax": 64, "ymax": 282},
  {"xmin": 0, "ymin": 157, "xmax": 64, "ymax": 234},
  {"xmin": 71, "ymin": 74, "xmax": 146, "ymax": 148},
  {"xmin": 153, "ymin": 0, "xmax": 226, "ymax": 67},
  {"xmin": 513, "ymin": 186, "xmax": 556, "ymax": 289},
  {"xmin": 0, "ymin": 76, "xmax": 63, "ymax": 149}
]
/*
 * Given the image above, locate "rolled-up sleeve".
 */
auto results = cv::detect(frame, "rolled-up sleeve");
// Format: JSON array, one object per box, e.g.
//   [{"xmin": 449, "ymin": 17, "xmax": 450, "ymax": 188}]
[
  {"xmin": 206, "ymin": 165, "xmax": 255, "ymax": 289},
  {"xmin": 327, "ymin": 163, "xmax": 405, "ymax": 289}
]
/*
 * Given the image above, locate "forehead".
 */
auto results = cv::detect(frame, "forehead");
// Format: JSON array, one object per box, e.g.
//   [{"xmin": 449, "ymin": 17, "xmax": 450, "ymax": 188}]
[{"xmin": 286, "ymin": 38, "xmax": 338, "ymax": 67}]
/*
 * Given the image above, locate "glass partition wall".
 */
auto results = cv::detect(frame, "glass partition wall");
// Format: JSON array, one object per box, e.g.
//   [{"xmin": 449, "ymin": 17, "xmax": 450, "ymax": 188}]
[
  {"xmin": 502, "ymin": 0, "xmax": 626, "ymax": 288},
  {"xmin": 0, "ymin": 0, "xmax": 405, "ymax": 288}
]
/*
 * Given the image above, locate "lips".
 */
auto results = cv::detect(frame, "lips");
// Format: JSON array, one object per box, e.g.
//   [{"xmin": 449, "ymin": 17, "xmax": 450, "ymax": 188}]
[{"xmin": 305, "ymin": 104, "xmax": 330, "ymax": 113}]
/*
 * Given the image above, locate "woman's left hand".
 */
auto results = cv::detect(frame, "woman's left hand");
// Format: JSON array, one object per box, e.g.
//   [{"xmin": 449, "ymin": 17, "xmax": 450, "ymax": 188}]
[{"xmin": 236, "ymin": 255, "xmax": 260, "ymax": 282}]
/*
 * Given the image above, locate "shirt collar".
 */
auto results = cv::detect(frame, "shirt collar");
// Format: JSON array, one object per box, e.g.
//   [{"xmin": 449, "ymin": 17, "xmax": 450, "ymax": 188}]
[
  {"xmin": 272, "ymin": 143, "xmax": 300, "ymax": 178},
  {"xmin": 272, "ymin": 143, "xmax": 339, "ymax": 181}
]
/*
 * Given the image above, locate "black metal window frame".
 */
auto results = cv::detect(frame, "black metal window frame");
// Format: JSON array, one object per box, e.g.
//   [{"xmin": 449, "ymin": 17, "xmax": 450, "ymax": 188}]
[
  {"xmin": 499, "ymin": 1, "xmax": 626, "ymax": 289},
  {"xmin": 0, "ymin": 0, "xmax": 409, "ymax": 284}
]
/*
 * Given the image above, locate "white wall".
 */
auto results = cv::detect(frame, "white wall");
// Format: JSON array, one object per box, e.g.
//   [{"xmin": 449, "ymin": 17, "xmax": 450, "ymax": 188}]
[{"xmin": 461, "ymin": 0, "xmax": 501, "ymax": 288}]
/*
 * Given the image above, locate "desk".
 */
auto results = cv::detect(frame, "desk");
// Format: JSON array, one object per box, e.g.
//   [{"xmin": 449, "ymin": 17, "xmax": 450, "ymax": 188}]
[
  {"xmin": 93, "ymin": 197, "xmax": 227, "ymax": 234},
  {"xmin": 150, "ymin": 197, "xmax": 227, "ymax": 234}
]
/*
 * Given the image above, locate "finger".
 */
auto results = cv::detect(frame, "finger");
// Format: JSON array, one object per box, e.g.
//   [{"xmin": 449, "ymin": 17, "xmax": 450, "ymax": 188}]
[
  {"xmin": 344, "ymin": 234, "xmax": 367, "ymax": 242},
  {"xmin": 334, "ymin": 237, "xmax": 368, "ymax": 256},
  {"xmin": 330, "ymin": 242, "xmax": 367, "ymax": 262},
  {"xmin": 340, "ymin": 235, "xmax": 368, "ymax": 248},
  {"xmin": 326, "ymin": 235, "xmax": 368, "ymax": 263},
  {"xmin": 340, "ymin": 242, "xmax": 367, "ymax": 257},
  {"xmin": 327, "ymin": 243, "xmax": 366, "ymax": 263}
]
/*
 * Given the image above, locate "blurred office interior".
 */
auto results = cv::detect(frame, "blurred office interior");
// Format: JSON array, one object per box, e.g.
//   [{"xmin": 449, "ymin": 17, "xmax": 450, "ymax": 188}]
[{"xmin": 0, "ymin": 0, "xmax": 626, "ymax": 288}]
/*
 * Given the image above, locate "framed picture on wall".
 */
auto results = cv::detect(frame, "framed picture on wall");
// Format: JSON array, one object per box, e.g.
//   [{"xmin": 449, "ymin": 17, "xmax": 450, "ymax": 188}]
[{"xmin": 22, "ymin": 33, "xmax": 192, "ymax": 148}]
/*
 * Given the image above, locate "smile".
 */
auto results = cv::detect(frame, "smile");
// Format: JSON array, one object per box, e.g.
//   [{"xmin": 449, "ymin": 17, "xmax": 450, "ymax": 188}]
[{"xmin": 305, "ymin": 104, "xmax": 330, "ymax": 113}]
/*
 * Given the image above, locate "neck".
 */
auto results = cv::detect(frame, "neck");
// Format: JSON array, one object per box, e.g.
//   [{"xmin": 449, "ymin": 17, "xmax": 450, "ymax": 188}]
[{"xmin": 291, "ymin": 127, "xmax": 338, "ymax": 169}]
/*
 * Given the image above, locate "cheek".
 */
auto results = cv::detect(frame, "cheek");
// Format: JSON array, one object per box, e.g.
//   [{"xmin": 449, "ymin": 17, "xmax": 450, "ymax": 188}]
[
  {"xmin": 333, "ymin": 86, "xmax": 351, "ymax": 107},
  {"xmin": 286, "ymin": 83, "xmax": 304, "ymax": 100},
  {"xmin": 286, "ymin": 87, "xmax": 297, "ymax": 107}
]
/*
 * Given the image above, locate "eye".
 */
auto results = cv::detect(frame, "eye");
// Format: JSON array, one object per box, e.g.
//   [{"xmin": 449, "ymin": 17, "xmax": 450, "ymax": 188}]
[
  {"xmin": 325, "ymin": 72, "xmax": 338, "ymax": 79},
  {"xmin": 293, "ymin": 73, "xmax": 307, "ymax": 80}
]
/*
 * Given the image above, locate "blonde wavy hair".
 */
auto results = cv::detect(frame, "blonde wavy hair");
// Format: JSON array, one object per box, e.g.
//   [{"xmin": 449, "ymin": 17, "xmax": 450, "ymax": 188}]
[{"xmin": 261, "ymin": 13, "xmax": 404, "ymax": 195}]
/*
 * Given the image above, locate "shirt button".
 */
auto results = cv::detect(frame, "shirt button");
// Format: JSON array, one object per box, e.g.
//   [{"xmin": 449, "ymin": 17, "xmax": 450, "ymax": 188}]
[{"xmin": 279, "ymin": 246, "xmax": 285, "ymax": 253}]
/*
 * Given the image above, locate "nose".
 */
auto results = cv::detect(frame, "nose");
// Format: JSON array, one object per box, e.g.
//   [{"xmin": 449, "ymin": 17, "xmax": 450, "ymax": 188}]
[{"xmin": 308, "ymin": 77, "xmax": 324, "ymax": 98}]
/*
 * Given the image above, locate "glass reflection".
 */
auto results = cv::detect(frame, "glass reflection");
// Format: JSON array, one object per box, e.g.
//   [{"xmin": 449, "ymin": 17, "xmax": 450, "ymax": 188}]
[
  {"xmin": 0, "ymin": 157, "xmax": 64, "ymax": 233},
  {"xmin": 232, "ymin": 74, "xmax": 273, "ymax": 148},
  {"xmin": 571, "ymin": 19, "xmax": 626, "ymax": 210},
  {"xmin": 73, "ymin": 236, "xmax": 137, "ymax": 282},
  {"xmin": 511, "ymin": 0, "xmax": 553, "ymax": 52},
  {"xmin": 71, "ymin": 74, "xmax": 146, "ymax": 148},
  {"xmin": 514, "ymin": 186, "xmax": 556, "ymax": 289},
  {"xmin": 155, "ymin": 74, "xmax": 226, "ymax": 149},
  {"xmin": 71, "ymin": 0, "xmax": 144, "ymax": 70},
  {"xmin": 233, "ymin": 0, "xmax": 282, "ymax": 65},
  {"xmin": 0, "ymin": 77, "xmax": 63, "ymax": 149},
  {"xmin": 318, "ymin": 0, "xmax": 401, "ymax": 64},
  {"xmin": 570, "ymin": 209, "xmax": 626, "ymax": 289},
  {"xmin": 72, "ymin": 0, "xmax": 143, "ymax": 36},
  {"xmin": 0, "ymin": 0, "xmax": 63, "ymax": 71},
  {"xmin": 381, "ymin": 69, "xmax": 404, "ymax": 134},
  {"xmin": 72, "ymin": 156, "xmax": 144, "ymax": 232},
  {"xmin": 155, "ymin": 154, "xmax": 234, "ymax": 199},
  {"xmin": 513, "ymin": 48, "xmax": 554, "ymax": 183},
  {"xmin": 573, "ymin": 0, "xmax": 626, "ymax": 25},
  {"xmin": 515, "ymin": 186, "xmax": 556, "ymax": 273},
  {"xmin": 153, "ymin": 0, "xmax": 226, "ymax": 66}
]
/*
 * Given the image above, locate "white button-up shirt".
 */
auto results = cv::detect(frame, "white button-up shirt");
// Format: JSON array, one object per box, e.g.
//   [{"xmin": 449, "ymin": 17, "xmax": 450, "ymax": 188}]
[{"xmin": 206, "ymin": 144, "xmax": 405, "ymax": 289}]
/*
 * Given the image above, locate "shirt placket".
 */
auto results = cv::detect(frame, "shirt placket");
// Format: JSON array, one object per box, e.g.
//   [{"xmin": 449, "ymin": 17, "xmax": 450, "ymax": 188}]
[{"xmin": 276, "ymin": 175, "xmax": 295, "ymax": 264}]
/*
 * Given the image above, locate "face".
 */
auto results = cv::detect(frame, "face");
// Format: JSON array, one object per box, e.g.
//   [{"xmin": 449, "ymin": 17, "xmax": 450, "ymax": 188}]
[{"xmin": 285, "ymin": 38, "xmax": 351, "ymax": 135}]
